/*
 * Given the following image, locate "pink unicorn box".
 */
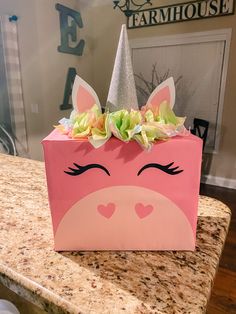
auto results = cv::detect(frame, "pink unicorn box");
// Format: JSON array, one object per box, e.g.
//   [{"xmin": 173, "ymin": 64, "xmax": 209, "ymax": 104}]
[{"xmin": 42, "ymin": 25, "xmax": 202, "ymax": 251}]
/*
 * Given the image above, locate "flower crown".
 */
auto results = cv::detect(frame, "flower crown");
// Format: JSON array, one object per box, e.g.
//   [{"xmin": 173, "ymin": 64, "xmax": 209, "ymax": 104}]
[{"xmin": 56, "ymin": 76, "xmax": 187, "ymax": 150}]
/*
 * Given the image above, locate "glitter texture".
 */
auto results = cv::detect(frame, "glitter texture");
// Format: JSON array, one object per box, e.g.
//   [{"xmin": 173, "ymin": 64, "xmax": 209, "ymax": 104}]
[{"xmin": 106, "ymin": 24, "xmax": 139, "ymax": 112}]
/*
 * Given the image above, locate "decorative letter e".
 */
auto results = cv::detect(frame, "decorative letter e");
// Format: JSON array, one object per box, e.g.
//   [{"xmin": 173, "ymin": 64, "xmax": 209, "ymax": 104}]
[{"xmin": 56, "ymin": 3, "xmax": 85, "ymax": 56}]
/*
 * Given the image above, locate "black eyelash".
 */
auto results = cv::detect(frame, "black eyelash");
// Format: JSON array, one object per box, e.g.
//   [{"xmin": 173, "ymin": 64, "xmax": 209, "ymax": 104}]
[
  {"xmin": 64, "ymin": 163, "xmax": 110, "ymax": 176},
  {"xmin": 137, "ymin": 162, "xmax": 183, "ymax": 176}
]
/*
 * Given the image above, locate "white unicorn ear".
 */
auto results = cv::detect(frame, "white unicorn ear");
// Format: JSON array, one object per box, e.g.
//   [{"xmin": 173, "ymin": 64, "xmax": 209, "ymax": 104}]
[
  {"xmin": 146, "ymin": 77, "xmax": 175, "ymax": 110},
  {"xmin": 72, "ymin": 75, "xmax": 101, "ymax": 113}
]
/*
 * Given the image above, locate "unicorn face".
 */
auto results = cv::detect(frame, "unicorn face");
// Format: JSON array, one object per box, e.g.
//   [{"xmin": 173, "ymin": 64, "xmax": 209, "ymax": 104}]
[
  {"xmin": 43, "ymin": 132, "xmax": 201, "ymax": 251},
  {"xmin": 43, "ymin": 75, "xmax": 202, "ymax": 251},
  {"xmin": 43, "ymin": 24, "xmax": 203, "ymax": 251}
]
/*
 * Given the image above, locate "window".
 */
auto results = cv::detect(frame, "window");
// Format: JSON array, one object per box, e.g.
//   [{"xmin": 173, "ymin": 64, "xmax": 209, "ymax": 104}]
[{"xmin": 131, "ymin": 29, "xmax": 231, "ymax": 151}]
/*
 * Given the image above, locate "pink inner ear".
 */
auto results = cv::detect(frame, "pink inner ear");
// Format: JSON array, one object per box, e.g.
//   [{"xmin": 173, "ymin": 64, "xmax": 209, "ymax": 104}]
[
  {"xmin": 76, "ymin": 85, "xmax": 96, "ymax": 112},
  {"xmin": 148, "ymin": 86, "xmax": 171, "ymax": 108}
]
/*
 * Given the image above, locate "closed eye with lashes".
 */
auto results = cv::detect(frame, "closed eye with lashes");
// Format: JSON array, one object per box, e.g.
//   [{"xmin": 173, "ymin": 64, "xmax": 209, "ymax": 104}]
[
  {"xmin": 64, "ymin": 163, "xmax": 110, "ymax": 176},
  {"xmin": 137, "ymin": 162, "xmax": 183, "ymax": 176}
]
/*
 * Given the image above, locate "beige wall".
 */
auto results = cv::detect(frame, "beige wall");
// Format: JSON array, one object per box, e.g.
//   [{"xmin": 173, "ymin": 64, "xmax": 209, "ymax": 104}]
[
  {"xmin": 1, "ymin": 0, "xmax": 236, "ymax": 183},
  {"xmin": 78, "ymin": 0, "xmax": 236, "ymax": 183},
  {"xmin": 0, "ymin": 0, "xmax": 88, "ymax": 160}
]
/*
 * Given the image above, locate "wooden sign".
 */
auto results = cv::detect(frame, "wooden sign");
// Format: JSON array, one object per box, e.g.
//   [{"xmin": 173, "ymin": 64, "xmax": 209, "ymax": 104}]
[{"xmin": 128, "ymin": 0, "xmax": 235, "ymax": 29}]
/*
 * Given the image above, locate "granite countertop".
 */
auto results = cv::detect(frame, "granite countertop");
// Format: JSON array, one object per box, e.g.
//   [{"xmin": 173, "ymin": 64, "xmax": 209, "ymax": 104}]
[{"xmin": 0, "ymin": 154, "xmax": 231, "ymax": 314}]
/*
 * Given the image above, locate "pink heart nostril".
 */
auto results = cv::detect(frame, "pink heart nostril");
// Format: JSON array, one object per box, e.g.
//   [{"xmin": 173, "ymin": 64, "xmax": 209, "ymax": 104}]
[
  {"xmin": 135, "ymin": 203, "xmax": 154, "ymax": 219},
  {"xmin": 97, "ymin": 203, "xmax": 116, "ymax": 219}
]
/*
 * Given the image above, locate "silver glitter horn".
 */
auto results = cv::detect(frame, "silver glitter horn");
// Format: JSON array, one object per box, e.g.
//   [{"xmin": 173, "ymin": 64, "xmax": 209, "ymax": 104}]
[{"xmin": 106, "ymin": 24, "xmax": 139, "ymax": 112}]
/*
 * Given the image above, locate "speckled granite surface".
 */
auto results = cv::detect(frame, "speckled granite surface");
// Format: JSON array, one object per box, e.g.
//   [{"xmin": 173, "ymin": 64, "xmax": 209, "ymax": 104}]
[{"xmin": 0, "ymin": 154, "xmax": 231, "ymax": 314}]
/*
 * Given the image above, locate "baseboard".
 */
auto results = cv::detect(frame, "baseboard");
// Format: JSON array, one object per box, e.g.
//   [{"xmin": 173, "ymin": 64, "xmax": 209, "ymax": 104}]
[{"xmin": 201, "ymin": 175, "xmax": 236, "ymax": 190}]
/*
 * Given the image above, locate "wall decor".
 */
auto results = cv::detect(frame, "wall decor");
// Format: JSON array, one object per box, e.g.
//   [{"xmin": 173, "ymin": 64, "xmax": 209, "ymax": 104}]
[
  {"xmin": 60, "ymin": 67, "xmax": 77, "ymax": 110},
  {"xmin": 113, "ymin": 0, "xmax": 152, "ymax": 17},
  {"xmin": 56, "ymin": 3, "xmax": 85, "ymax": 56},
  {"xmin": 127, "ymin": 0, "xmax": 235, "ymax": 29}
]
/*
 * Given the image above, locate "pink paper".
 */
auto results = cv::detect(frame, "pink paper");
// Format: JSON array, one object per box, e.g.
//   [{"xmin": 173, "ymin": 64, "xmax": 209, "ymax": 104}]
[{"xmin": 42, "ymin": 131, "xmax": 202, "ymax": 251}]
